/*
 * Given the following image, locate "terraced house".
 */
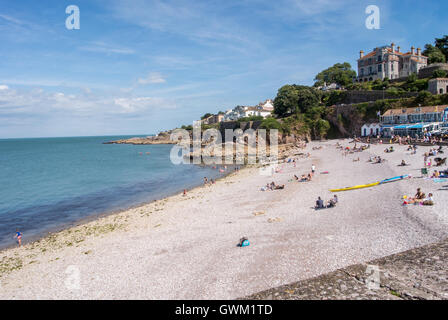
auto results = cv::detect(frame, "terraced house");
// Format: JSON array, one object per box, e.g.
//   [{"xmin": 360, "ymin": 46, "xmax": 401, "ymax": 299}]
[
  {"xmin": 356, "ymin": 43, "xmax": 428, "ymax": 82},
  {"xmin": 379, "ymin": 105, "xmax": 448, "ymax": 137}
]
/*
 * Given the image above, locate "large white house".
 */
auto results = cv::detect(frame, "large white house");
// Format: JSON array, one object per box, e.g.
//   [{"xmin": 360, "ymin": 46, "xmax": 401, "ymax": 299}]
[
  {"xmin": 223, "ymin": 99, "xmax": 273, "ymax": 121},
  {"xmin": 355, "ymin": 43, "xmax": 428, "ymax": 82}
]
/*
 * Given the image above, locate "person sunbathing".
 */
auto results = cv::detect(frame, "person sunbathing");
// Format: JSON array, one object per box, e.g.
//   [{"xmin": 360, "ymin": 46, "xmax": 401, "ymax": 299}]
[
  {"xmin": 399, "ymin": 160, "xmax": 407, "ymax": 166},
  {"xmin": 404, "ymin": 188, "xmax": 426, "ymax": 205},
  {"xmin": 422, "ymin": 193, "xmax": 434, "ymax": 206},
  {"xmin": 414, "ymin": 188, "xmax": 425, "ymax": 200}
]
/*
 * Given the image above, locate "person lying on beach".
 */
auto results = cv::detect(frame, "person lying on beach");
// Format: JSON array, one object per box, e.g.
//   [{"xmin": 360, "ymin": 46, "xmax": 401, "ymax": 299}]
[
  {"xmin": 406, "ymin": 188, "xmax": 426, "ymax": 204},
  {"xmin": 373, "ymin": 156, "xmax": 384, "ymax": 164},
  {"xmin": 353, "ymin": 157, "xmax": 360, "ymax": 162},
  {"xmin": 404, "ymin": 192, "xmax": 433, "ymax": 206},
  {"xmin": 432, "ymin": 170, "xmax": 440, "ymax": 178},
  {"xmin": 268, "ymin": 181, "xmax": 284, "ymax": 190},
  {"xmin": 399, "ymin": 160, "xmax": 408, "ymax": 166}
]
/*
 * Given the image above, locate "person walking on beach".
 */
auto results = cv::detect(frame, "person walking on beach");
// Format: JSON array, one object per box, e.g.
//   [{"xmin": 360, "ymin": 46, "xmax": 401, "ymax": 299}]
[
  {"xmin": 14, "ymin": 229, "xmax": 22, "ymax": 247},
  {"xmin": 311, "ymin": 164, "xmax": 316, "ymax": 175}
]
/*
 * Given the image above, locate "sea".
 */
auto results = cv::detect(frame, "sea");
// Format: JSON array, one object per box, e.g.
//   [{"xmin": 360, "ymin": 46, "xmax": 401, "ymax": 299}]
[{"xmin": 0, "ymin": 136, "xmax": 228, "ymax": 249}]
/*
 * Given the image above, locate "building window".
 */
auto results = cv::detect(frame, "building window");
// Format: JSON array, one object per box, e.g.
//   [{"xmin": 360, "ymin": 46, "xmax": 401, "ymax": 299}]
[
  {"xmin": 369, "ymin": 66, "xmax": 372, "ymax": 74},
  {"xmin": 378, "ymin": 55, "xmax": 382, "ymax": 62},
  {"xmin": 441, "ymin": 88, "xmax": 444, "ymax": 94},
  {"xmin": 360, "ymin": 68, "xmax": 364, "ymax": 76},
  {"xmin": 378, "ymin": 64, "xmax": 382, "ymax": 72}
]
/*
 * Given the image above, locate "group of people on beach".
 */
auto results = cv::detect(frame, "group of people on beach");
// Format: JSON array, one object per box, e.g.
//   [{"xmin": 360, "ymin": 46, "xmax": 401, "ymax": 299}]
[
  {"xmin": 368, "ymin": 156, "xmax": 385, "ymax": 164},
  {"xmin": 261, "ymin": 181, "xmax": 285, "ymax": 191},
  {"xmin": 203, "ymin": 177, "xmax": 216, "ymax": 186},
  {"xmin": 403, "ymin": 188, "xmax": 434, "ymax": 206},
  {"xmin": 315, "ymin": 195, "xmax": 338, "ymax": 209}
]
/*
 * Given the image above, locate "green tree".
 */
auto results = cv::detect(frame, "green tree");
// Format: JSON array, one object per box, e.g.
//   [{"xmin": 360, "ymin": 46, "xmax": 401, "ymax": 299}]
[
  {"xmin": 406, "ymin": 73, "xmax": 418, "ymax": 83},
  {"xmin": 314, "ymin": 62, "xmax": 357, "ymax": 87},
  {"xmin": 201, "ymin": 113, "xmax": 213, "ymax": 120},
  {"xmin": 315, "ymin": 119, "xmax": 330, "ymax": 139},
  {"xmin": 435, "ymin": 35, "xmax": 448, "ymax": 61},
  {"xmin": 432, "ymin": 69, "xmax": 448, "ymax": 78},
  {"xmin": 423, "ymin": 44, "xmax": 446, "ymax": 64},
  {"xmin": 259, "ymin": 118, "xmax": 283, "ymax": 132},
  {"xmin": 273, "ymin": 85, "xmax": 321, "ymax": 117}
]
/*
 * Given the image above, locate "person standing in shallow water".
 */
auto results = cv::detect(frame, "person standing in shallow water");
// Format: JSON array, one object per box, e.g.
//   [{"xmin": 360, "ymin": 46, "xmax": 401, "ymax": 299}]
[{"xmin": 14, "ymin": 229, "xmax": 22, "ymax": 247}]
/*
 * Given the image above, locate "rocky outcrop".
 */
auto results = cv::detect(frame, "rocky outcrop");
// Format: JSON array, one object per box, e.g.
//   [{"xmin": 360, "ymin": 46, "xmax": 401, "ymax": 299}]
[{"xmin": 104, "ymin": 131, "xmax": 177, "ymax": 145}]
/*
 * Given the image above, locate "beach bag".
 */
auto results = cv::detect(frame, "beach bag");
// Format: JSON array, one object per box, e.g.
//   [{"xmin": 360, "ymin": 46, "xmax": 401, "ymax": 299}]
[{"xmin": 238, "ymin": 237, "xmax": 250, "ymax": 247}]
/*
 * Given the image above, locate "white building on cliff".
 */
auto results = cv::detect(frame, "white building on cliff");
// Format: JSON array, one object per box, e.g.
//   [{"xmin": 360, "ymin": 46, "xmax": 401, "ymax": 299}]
[{"xmin": 355, "ymin": 43, "xmax": 428, "ymax": 82}]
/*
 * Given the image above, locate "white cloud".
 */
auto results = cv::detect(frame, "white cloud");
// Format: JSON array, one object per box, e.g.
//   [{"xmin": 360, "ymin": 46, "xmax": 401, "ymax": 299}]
[
  {"xmin": 0, "ymin": 87, "xmax": 176, "ymax": 117},
  {"xmin": 138, "ymin": 72, "xmax": 166, "ymax": 85},
  {"xmin": 114, "ymin": 97, "xmax": 176, "ymax": 113},
  {"xmin": 0, "ymin": 14, "xmax": 25, "ymax": 25},
  {"xmin": 78, "ymin": 41, "xmax": 135, "ymax": 55},
  {"xmin": 0, "ymin": 85, "xmax": 9, "ymax": 90}
]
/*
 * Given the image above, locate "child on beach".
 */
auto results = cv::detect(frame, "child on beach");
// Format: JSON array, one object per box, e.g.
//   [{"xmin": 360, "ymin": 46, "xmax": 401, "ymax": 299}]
[{"xmin": 14, "ymin": 229, "xmax": 22, "ymax": 247}]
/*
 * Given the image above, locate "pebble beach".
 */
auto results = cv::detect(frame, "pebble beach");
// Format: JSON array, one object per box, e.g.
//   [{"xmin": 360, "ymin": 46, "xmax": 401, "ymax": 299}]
[{"xmin": 1, "ymin": 139, "xmax": 447, "ymax": 299}]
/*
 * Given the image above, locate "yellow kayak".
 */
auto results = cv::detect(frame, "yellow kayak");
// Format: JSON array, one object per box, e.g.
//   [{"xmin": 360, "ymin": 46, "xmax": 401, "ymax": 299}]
[{"xmin": 330, "ymin": 181, "xmax": 380, "ymax": 192}]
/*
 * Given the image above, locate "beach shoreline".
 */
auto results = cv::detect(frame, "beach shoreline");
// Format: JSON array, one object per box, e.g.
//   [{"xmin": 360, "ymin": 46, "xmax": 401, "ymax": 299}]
[
  {"xmin": 1, "ymin": 138, "xmax": 447, "ymax": 299},
  {"xmin": 0, "ymin": 162, "xmax": 242, "ymax": 252}
]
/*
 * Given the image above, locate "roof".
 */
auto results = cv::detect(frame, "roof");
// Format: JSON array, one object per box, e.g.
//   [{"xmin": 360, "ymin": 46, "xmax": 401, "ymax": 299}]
[
  {"xmin": 360, "ymin": 47, "xmax": 427, "ymax": 60},
  {"xmin": 362, "ymin": 123, "xmax": 380, "ymax": 127},
  {"xmin": 382, "ymin": 105, "xmax": 448, "ymax": 116}
]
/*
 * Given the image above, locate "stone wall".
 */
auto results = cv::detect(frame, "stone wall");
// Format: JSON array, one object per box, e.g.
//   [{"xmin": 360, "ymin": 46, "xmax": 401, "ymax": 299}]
[
  {"xmin": 219, "ymin": 120, "xmax": 263, "ymax": 137},
  {"xmin": 342, "ymin": 90, "xmax": 419, "ymax": 104},
  {"xmin": 418, "ymin": 63, "xmax": 448, "ymax": 79}
]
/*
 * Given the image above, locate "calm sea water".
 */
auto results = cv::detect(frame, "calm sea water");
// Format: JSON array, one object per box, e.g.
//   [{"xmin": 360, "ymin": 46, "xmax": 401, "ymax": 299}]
[{"xmin": 0, "ymin": 136, "xmax": 227, "ymax": 249}]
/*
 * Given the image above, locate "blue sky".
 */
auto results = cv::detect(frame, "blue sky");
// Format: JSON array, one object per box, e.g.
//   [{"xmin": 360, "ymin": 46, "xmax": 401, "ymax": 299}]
[{"xmin": 0, "ymin": 0, "xmax": 447, "ymax": 138}]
